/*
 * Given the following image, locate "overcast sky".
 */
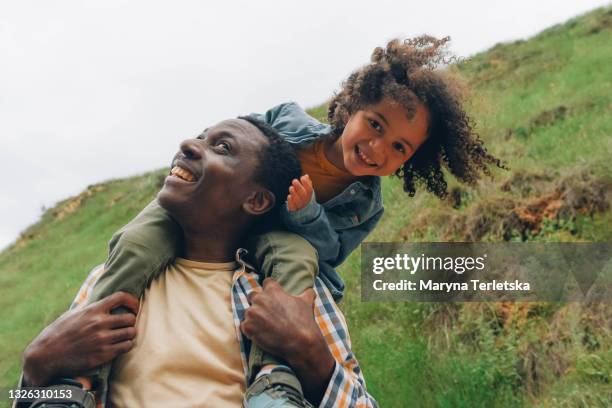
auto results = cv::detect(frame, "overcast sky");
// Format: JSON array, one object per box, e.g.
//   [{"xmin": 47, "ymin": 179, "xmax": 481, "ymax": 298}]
[{"xmin": 1, "ymin": 0, "xmax": 608, "ymax": 250}]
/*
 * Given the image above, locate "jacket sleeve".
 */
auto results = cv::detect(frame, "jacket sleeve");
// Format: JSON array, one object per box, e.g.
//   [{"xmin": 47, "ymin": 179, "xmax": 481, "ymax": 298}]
[
  {"xmin": 250, "ymin": 101, "xmax": 331, "ymax": 140},
  {"xmin": 281, "ymin": 194, "xmax": 384, "ymax": 268}
]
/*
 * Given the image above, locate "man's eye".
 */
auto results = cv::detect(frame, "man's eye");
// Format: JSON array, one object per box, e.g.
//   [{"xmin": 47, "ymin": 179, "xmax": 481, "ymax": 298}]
[
  {"xmin": 368, "ymin": 119, "xmax": 382, "ymax": 132},
  {"xmin": 393, "ymin": 142, "xmax": 406, "ymax": 154},
  {"xmin": 216, "ymin": 141, "xmax": 231, "ymax": 152}
]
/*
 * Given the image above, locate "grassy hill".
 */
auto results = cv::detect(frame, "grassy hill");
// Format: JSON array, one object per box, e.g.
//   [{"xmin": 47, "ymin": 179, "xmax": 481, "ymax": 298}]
[{"xmin": 1, "ymin": 7, "xmax": 611, "ymax": 407}]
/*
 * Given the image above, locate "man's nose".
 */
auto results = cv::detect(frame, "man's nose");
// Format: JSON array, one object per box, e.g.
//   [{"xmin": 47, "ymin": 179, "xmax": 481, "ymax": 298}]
[{"xmin": 179, "ymin": 139, "xmax": 203, "ymax": 160}]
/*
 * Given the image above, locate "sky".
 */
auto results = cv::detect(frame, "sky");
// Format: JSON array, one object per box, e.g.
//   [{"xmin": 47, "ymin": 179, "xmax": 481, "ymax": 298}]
[{"xmin": 1, "ymin": 0, "xmax": 609, "ymax": 250}]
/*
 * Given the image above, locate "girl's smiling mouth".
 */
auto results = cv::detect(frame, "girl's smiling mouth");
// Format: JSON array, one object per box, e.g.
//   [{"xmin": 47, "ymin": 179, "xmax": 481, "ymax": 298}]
[{"xmin": 355, "ymin": 145, "xmax": 377, "ymax": 167}]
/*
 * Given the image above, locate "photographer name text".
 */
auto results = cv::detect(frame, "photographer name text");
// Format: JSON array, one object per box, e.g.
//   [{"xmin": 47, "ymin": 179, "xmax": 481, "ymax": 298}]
[{"xmin": 372, "ymin": 279, "xmax": 530, "ymax": 292}]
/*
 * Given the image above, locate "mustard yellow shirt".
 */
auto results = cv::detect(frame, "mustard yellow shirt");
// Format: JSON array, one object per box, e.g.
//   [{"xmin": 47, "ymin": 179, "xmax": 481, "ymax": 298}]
[
  {"xmin": 109, "ymin": 258, "xmax": 245, "ymax": 408},
  {"xmin": 297, "ymin": 140, "xmax": 358, "ymax": 203}
]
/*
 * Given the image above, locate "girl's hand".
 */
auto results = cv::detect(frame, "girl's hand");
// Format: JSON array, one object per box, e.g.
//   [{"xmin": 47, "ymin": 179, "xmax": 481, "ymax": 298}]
[{"xmin": 287, "ymin": 175, "xmax": 314, "ymax": 212}]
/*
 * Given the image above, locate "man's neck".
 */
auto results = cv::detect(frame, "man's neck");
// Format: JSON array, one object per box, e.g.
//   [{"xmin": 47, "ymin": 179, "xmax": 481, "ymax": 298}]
[{"xmin": 181, "ymin": 230, "xmax": 239, "ymax": 263}]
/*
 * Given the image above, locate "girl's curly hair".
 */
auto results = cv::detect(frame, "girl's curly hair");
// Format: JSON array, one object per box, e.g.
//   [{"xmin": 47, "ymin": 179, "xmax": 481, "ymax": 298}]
[{"xmin": 328, "ymin": 36, "xmax": 506, "ymax": 198}]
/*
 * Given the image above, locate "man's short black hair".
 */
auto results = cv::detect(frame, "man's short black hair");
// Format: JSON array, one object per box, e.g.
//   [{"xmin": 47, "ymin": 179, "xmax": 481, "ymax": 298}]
[{"xmin": 238, "ymin": 116, "xmax": 302, "ymax": 229}]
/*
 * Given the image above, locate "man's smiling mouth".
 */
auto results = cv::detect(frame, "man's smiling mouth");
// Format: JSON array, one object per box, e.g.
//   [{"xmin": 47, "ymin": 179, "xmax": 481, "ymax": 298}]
[{"xmin": 170, "ymin": 166, "xmax": 196, "ymax": 182}]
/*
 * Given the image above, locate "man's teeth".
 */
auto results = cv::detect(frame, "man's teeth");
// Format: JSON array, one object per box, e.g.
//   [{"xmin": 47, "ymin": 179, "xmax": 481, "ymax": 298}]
[
  {"xmin": 358, "ymin": 148, "xmax": 376, "ymax": 166},
  {"xmin": 171, "ymin": 166, "xmax": 195, "ymax": 182}
]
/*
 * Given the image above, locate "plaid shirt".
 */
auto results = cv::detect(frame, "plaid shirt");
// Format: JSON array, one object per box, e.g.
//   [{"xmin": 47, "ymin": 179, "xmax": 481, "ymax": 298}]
[{"xmin": 65, "ymin": 248, "xmax": 378, "ymax": 408}]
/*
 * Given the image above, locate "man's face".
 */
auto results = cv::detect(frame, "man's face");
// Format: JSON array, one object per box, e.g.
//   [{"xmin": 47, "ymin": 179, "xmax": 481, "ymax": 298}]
[{"xmin": 157, "ymin": 119, "xmax": 268, "ymax": 230}]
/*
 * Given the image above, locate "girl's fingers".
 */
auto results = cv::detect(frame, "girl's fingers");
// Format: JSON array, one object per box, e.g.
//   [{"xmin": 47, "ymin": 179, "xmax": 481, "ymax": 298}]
[
  {"xmin": 289, "ymin": 186, "xmax": 298, "ymax": 202},
  {"xmin": 288, "ymin": 191, "xmax": 307, "ymax": 211},
  {"xmin": 290, "ymin": 193, "xmax": 301, "ymax": 209},
  {"xmin": 301, "ymin": 176, "xmax": 313, "ymax": 197},
  {"xmin": 287, "ymin": 175, "xmax": 316, "ymax": 212},
  {"xmin": 299, "ymin": 175, "xmax": 313, "ymax": 198},
  {"xmin": 288, "ymin": 194, "xmax": 303, "ymax": 212},
  {"xmin": 302, "ymin": 175, "xmax": 313, "ymax": 191},
  {"xmin": 292, "ymin": 179, "xmax": 301, "ymax": 186},
  {"xmin": 292, "ymin": 179, "xmax": 308, "ymax": 202}
]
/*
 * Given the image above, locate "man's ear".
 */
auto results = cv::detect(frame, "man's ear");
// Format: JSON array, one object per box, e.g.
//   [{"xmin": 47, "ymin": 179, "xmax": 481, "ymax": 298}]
[{"xmin": 242, "ymin": 188, "xmax": 276, "ymax": 216}]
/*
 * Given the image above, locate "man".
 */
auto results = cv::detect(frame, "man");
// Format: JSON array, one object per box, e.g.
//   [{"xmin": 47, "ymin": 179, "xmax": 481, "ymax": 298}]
[{"xmin": 16, "ymin": 117, "xmax": 377, "ymax": 407}]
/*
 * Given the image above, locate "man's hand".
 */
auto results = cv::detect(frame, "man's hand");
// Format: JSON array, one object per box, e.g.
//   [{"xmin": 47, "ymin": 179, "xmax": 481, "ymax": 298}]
[
  {"xmin": 240, "ymin": 279, "xmax": 334, "ymax": 405},
  {"xmin": 287, "ymin": 175, "xmax": 314, "ymax": 212},
  {"xmin": 240, "ymin": 279, "xmax": 317, "ymax": 357},
  {"xmin": 22, "ymin": 292, "xmax": 139, "ymax": 387}
]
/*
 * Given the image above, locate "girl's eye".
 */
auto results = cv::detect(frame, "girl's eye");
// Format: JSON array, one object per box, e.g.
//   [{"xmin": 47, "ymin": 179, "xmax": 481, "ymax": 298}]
[
  {"xmin": 393, "ymin": 142, "xmax": 406, "ymax": 154},
  {"xmin": 368, "ymin": 119, "xmax": 382, "ymax": 132}
]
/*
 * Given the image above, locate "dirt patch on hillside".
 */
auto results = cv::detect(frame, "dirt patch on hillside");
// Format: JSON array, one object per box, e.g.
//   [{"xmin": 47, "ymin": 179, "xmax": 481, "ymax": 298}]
[
  {"xmin": 401, "ymin": 172, "xmax": 612, "ymax": 241},
  {"xmin": 53, "ymin": 184, "xmax": 106, "ymax": 220},
  {"xmin": 468, "ymin": 173, "xmax": 612, "ymax": 240},
  {"xmin": 500, "ymin": 171, "xmax": 555, "ymax": 197},
  {"xmin": 7, "ymin": 184, "xmax": 107, "ymax": 252},
  {"xmin": 503, "ymin": 105, "xmax": 570, "ymax": 140},
  {"xmin": 531, "ymin": 106, "xmax": 569, "ymax": 127},
  {"xmin": 504, "ymin": 100, "xmax": 602, "ymax": 141}
]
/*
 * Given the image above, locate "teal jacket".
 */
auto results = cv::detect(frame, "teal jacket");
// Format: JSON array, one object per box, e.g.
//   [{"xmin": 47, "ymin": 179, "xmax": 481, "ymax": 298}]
[{"xmin": 252, "ymin": 102, "xmax": 384, "ymax": 300}]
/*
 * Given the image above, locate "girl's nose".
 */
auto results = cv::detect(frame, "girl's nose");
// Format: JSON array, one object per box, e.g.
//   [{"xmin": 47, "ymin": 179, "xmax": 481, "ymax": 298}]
[
  {"xmin": 368, "ymin": 138, "xmax": 386, "ymax": 161},
  {"xmin": 368, "ymin": 138, "xmax": 380, "ymax": 150},
  {"xmin": 179, "ymin": 139, "xmax": 203, "ymax": 160}
]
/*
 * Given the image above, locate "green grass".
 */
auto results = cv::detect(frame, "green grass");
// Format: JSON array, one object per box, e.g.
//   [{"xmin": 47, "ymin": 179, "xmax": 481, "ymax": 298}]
[{"xmin": 1, "ymin": 6, "xmax": 611, "ymax": 408}]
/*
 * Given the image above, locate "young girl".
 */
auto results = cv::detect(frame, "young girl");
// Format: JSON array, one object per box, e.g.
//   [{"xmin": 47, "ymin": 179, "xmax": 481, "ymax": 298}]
[{"xmin": 85, "ymin": 36, "xmax": 504, "ymax": 406}]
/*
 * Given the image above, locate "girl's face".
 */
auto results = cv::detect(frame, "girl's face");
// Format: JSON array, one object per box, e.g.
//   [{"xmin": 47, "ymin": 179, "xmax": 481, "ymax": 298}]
[{"xmin": 339, "ymin": 98, "xmax": 430, "ymax": 177}]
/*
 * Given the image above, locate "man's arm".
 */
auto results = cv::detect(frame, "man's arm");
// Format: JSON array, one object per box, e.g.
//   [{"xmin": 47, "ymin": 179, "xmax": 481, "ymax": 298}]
[{"xmin": 240, "ymin": 279, "xmax": 378, "ymax": 407}]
